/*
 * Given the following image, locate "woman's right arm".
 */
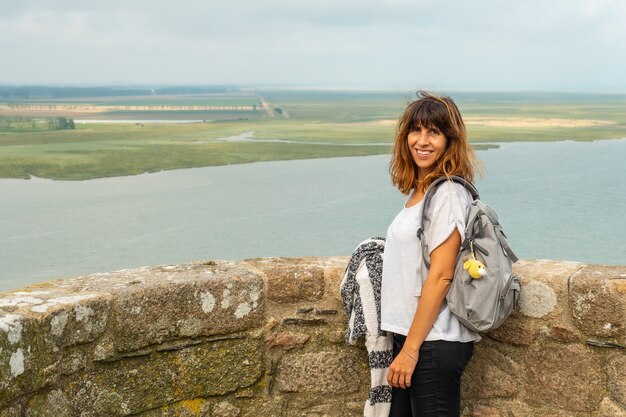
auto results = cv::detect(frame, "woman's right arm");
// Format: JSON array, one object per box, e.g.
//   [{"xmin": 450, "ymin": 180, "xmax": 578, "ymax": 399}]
[{"xmin": 386, "ymin": 228, "xmax": 461, "ymax": 389}]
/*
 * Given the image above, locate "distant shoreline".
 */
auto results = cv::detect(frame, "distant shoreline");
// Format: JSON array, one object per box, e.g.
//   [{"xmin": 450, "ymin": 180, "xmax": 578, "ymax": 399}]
[
  {"xmin": 2, "ymin": 90, "xmax": 624, "ymax": 181},
  {"xmin": 3, "ymin": 138, "xmax": 626, "ymax": 183}
]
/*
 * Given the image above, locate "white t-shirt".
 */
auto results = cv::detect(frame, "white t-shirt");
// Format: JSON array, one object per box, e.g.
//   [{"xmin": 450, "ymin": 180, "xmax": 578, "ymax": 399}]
[{"xmin": 380, "ymin": 180, "xmax": 481, "ymax": 342}]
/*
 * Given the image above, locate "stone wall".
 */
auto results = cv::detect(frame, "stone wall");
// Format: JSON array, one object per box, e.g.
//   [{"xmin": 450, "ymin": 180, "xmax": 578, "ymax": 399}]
[{"xmin": 0, "ymin": 257, "xmax": 624, "ymax": 417}]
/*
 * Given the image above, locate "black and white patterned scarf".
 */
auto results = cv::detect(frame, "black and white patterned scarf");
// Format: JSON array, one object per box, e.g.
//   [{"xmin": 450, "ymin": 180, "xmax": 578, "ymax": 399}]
[{"xmin": 341, "ymin": 238, "xmax": 393, "ymax": 417}]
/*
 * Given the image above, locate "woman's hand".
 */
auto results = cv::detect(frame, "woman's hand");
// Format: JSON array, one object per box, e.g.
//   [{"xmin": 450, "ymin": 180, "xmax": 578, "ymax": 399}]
[{"xmin": 387, "ymin": 348, "xmax": 419, "ymax": 389}]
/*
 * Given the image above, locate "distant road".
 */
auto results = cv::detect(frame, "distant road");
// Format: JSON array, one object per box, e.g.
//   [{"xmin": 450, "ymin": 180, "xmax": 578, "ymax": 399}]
[{"xmin": 256, "ymin": 91, "xmax": 275, "ymax": 118}]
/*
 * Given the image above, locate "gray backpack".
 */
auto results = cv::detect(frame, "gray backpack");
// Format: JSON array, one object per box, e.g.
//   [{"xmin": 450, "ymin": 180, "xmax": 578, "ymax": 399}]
[{"xmin": 417, "ymin": 176, "xmax": 520, "ymax": 333}]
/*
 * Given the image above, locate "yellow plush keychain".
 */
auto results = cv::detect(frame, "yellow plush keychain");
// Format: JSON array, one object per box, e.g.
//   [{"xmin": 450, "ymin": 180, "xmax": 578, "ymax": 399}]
[
  {"xmin": 464, "ymin": 257, "xmax": 486, "ymax": 279},
  {"xmin": 463, "ymin": 241, "xmax": 486, "ymax": 279}
]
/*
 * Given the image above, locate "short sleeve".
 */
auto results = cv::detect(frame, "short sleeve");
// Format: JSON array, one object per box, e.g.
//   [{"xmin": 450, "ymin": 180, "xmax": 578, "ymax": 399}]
[{"xmin": 424, "ymin": 181, "xmax": 472, "ymax": 255}]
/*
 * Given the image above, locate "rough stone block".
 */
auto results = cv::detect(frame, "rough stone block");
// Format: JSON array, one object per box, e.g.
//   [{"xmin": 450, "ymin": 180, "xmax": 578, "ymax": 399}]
[
  {"xmin": 487, "ymin": 312, "xmax": 538, "ymax": 346},
  {"xmin": 607, "ymin": 353, "xmax": 626, "ymax": 407},
  {"xmin": 523, "ymin": 343, "xmax": 605, "ymax": 412},
  {"xmin": 266, "ymin": 331, "xmax": 310, "ymax": 350},
  {"xmin": 38, "ymin": 295, "xmax": 111, "ymax": 348},
  {"xmin": 65, "ymin": 338, "xmax": 263, "ymax": 416},
  {"xmin": 276, "ymin": 352, "xmax": 362, "ymax": 394},
  {"xmin": 112, "ymin": 265, "xmax": 264, "ymax": 352},
  {"xmin": 514, "ymin": 260, "xmax": 583, "ymax": 320},
  {"xmin": 0, "ymin": 290, "xmax": 115, "ymax": 408},
  {"xmin": 0, "ymin": 314, "xmax": 30, "ymax": 381},
  {"xmin": 570, "ymin": 265, "xmax": 626, "ymax": 344},
  {"xmin": 246, "ymin": 258, "xmax": 325, "ymax": 303},
  {"xmin": 0, "ymin": 314, "xmax": 53, "ymax": 407},
  {"xmin": 462, "ymin": 344, "xmax": 520, "ymax": 399},
  {"xmin": 320, "ymin": 256, "xmax": 349, "ymax": 304}
]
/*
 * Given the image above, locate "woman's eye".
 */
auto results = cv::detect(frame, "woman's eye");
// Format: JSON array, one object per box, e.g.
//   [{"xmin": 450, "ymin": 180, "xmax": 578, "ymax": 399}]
[{"xmin": 429, "ymin": 129, "xmax": 439, "ymax": 135}]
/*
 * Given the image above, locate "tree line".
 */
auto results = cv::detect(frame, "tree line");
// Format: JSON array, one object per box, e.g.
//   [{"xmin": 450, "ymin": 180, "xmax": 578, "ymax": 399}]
[{"xmin": 0, "ymin": 116, "xmax": 75, "ymax": 131}]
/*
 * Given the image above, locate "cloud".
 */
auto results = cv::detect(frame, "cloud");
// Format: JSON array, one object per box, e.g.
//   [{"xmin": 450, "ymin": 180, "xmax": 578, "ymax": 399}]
[{"xmin": 0, "ymin": 0, "xmax": 624, "ymax": 90}]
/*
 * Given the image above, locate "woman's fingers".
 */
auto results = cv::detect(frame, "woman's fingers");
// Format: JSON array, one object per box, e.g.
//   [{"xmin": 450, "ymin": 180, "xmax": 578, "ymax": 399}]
[
  {"xmin": 388, "ymin": 370, "xmax": 412, "ymax": 388},
  {"xmin": 403, "ymin": 373, "xmax": 412, "ymax": 388},
  {"xmin": 398, "ymin": 370, "xmax": 412, "ymax": 389},
  {"xmin": 387, "ymin": 357, "xmax": 415, "ymax": 388}
]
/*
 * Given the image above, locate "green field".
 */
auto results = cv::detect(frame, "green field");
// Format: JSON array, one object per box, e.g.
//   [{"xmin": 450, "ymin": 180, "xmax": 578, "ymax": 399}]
[{"xmin": 1, "ymin": 90, "xmax": 625, "ymax": 180}]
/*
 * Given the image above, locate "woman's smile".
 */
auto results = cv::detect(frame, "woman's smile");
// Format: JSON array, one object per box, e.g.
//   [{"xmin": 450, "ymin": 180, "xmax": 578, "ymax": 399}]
[{"xmin": 415, "ymin": 149, "xmax": 434, "ymax": 158}]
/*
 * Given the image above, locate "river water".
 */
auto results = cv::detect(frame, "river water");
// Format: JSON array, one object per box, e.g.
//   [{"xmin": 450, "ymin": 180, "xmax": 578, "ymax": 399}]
[{"xmin": 1, "ymin": 139, "xmax": 625, "ymax": 292}]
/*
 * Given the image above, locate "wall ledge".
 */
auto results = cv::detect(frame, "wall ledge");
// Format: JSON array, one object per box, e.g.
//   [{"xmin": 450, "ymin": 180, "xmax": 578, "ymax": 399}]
[{"xmin": 1, "ymin": 257, "xmax": 624, "ymax": 416}]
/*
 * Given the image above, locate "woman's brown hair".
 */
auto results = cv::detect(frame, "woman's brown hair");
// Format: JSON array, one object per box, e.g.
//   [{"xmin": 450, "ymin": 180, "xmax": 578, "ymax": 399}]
[{"xmin": 389, "ymin": 91, "xmax": 482, "ymax": 195}]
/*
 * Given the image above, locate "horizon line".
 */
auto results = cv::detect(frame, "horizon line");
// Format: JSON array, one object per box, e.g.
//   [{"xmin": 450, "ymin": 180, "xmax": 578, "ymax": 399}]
[{"xmin": 1, "ymin": 83, "xmax": 626, "ymax": 95}]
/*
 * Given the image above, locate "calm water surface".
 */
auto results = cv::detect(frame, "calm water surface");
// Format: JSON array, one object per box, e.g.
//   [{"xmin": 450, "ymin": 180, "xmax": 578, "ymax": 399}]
[{"xmin": 1, "ymin": 139, "xmax": 625, "ymax": 292}]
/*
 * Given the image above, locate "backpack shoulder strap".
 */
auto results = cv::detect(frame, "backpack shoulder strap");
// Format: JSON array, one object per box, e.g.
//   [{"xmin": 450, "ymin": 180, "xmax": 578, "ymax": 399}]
[
  {"xmin": 417, "ymin": 176, "xmax": 478, "ymax": 238},
  {"xmin": 449, "ymin": 175, "xmax": 479, "ymax": 200},
  {"xmin": 416, "ymin": 176, "xmax": 478, "ymax": 269}
]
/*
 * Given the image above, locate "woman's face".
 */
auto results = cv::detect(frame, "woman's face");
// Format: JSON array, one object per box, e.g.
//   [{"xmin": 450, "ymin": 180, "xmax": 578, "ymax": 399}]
[{"xmin": 407, "ymin": 125, "xmax": 448, "ymax": 177}]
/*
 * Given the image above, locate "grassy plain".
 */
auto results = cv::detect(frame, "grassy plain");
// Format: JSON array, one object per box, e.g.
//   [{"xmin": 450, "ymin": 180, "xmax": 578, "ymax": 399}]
[{"xmin": 1, "ymin": 90, "xmax": 625, "ymax": 180}]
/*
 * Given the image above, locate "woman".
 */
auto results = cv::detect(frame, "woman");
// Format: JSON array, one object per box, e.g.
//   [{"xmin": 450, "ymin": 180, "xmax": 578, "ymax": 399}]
[{"xmin": 381, "ymin": 91, "xmax": 481, "ymax": 416}]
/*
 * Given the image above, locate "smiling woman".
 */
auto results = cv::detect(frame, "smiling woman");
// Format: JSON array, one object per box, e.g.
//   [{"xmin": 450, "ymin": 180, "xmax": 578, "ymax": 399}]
[{"xmin": 382, "ymin": 91, "xmax": 482, "ymax": 417}]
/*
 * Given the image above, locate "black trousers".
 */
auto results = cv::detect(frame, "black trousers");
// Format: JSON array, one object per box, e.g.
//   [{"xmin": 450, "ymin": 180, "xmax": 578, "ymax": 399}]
[{"xmin": 389, "ymin": 334, "xmax": 474, "ymax": 417}]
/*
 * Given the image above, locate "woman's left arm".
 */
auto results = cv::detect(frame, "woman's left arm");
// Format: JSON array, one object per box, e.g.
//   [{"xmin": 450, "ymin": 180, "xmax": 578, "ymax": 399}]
[{"xmin": 386, "ymin": 229, "xmax": 461, "ymax": 389}]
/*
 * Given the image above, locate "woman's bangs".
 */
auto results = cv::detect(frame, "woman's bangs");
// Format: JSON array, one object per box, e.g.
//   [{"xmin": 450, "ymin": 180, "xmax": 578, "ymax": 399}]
[{"xmin": 408, "ymin": 100, "xmax": 448, "ymax": 132}]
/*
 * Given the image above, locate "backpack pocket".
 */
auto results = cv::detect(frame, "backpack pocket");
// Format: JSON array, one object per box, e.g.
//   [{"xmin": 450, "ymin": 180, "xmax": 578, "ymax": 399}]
[
  {"xmin": 500, "ymin": 274, "xmax": 521, "ymax": 314},
  {"xmin": 448, "ymin": 267, "xmax": 501, "ymax": 332}
]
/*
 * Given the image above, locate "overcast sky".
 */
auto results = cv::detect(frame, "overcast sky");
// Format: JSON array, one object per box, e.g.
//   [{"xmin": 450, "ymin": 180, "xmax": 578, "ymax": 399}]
[{"xmin": 1, "ymin": 0, "xmax": 625, "ymax": 91}]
